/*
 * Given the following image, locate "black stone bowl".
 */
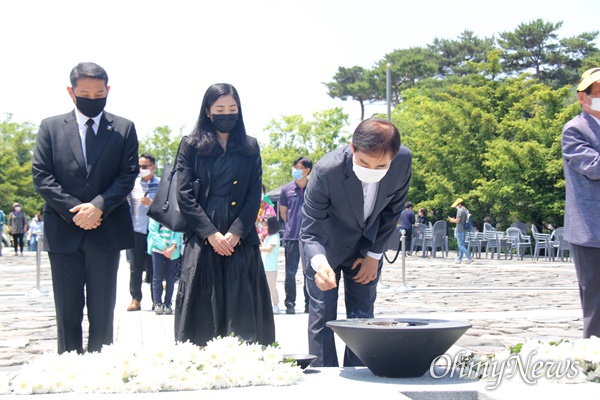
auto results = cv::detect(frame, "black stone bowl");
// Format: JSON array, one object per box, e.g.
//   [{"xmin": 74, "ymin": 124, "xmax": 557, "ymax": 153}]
[
  {"xmin": 284, "ymin": 354, "xmax": 317, "ymax": 369},
  {"xmin": 327, "ymin": 318, "xmax": 471, "ymax": 378}
]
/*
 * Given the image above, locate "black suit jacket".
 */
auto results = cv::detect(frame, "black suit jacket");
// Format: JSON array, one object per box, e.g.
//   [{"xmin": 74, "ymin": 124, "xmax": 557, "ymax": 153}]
[
  {"xmin": 32, "ymin": 110, "xmax": 139, "ymax": 253},
  {"xmin": 300, "ymin": 144, "xmax": 412, "ymax": 269},
  {"xmin": 176, "ymin": 136, "xmax": 262, "ymax": 246}
]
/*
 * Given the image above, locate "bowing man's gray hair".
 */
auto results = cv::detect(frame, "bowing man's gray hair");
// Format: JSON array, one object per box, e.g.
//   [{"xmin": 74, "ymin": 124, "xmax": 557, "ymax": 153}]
[{"xmin": 352, "ymin": 118, "xmax": 400, "ymax": 158}]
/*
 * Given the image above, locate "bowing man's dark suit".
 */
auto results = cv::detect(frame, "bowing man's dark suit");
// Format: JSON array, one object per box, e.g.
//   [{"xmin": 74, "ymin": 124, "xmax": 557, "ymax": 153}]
[
  {"xmin": 300, "ymin": 144, "xmax": 412, "ymax": 367},
  {"xmin": 32, "ymin": 110, "xmax": 138, "ymax": 354}
]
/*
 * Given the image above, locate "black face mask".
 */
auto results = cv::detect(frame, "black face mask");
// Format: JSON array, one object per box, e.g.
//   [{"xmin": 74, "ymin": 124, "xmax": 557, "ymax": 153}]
[
  {"xmin": 75, "ymin": 96, "xmax": 107, "ymax": 118},
  {"xmin": 211, "ymin": 114, "xmax": 239, "ymax": 133}
]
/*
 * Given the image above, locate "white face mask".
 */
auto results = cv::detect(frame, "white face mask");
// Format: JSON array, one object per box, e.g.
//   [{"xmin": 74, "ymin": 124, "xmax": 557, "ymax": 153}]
[
  {"xmin": 587, "ymin": 95, "xmax": 600, "ymax": 111},
  {"xmin": 352, "ymin": 161, "xmax": 388, "ymax": 183},
  {"xmin": 139, "ymin": 169, "xmax": 152, "ymax": 178}
]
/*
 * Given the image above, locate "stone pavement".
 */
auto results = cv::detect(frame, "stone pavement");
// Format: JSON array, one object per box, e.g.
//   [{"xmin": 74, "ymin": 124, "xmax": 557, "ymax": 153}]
[{"xmin": 0, "ymin": 247, "xmax": 593, "ymax": 398}]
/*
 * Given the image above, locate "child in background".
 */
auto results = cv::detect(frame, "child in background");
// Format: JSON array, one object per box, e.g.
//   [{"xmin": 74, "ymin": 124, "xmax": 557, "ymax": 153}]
[
  {"xmin": 259, "ymin": 216, "xmax": 281, "ymax": 314},
  {"xmin": 256, "ymin": 183, "xmax": 276, "ymax": 242},
  {"xmin": 257, "ymin": 218, "xmax": 269, "ymax": 242},
  {"xmin": 147, "ymin": 218, "xmax": 183, "ymax": 315}
]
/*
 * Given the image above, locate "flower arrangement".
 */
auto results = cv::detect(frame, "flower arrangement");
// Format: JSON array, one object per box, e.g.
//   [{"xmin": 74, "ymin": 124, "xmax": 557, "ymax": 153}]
[
  {"xmin": 452, "ymin": 336, "xmax": 599, "ymax": 387},
  {"xmin": 0, "ymin": 336, "xmax": 304, "ymax": 395}
]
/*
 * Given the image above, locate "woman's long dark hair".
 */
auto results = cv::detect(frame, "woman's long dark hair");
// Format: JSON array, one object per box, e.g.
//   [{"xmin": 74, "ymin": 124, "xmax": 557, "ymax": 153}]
[{"xmin": 188, "ymin": 83, "xmax": 254, "ymax": 155}]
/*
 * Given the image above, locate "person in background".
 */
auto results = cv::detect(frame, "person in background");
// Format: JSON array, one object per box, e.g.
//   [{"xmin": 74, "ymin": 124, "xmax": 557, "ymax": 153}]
[
  {"xmin": 399, "ymin": 201, "xmax": 415, "ymax": 256},
  {"xmin": 279, "ymin": 156, "xmax": 312, "ymax": 314},
  {"xmin": 0, "ymin": 207, "xmax": 5, "ymax": 256},
  {"xmin": 256, "ymin": 183, "xmax": 276, "ymax": 241},
  {"xmin": 448, "ymin": 198, "xmax": 473, "ymax": 265},
  {"xmin": 260, "ymin": 216, "xmax": 281, "ymax": 314},
  {"xmin": 417, "ymin": 207, "xmax": 428, "ymax": 225},
  {"xmin": 174, "ymin": 83, "xmax": 275, "ymax": 346},
  {"xmin": 8, "ymin": 203, "xmax": 28, "ymax": 256},
  {"xmin": 28, "ymin": 214, "xmax": 44, "ymax": 252},
  {"xmin": 562, "ymin": 67, "xmax": 600, "ymax": 338},
  {"xmin": 127, "ymin": 153, "xmax": 160, "ymax": 312},
  {"xmin": 147, "ymin": 218, "xmax": 183, "ymax": 315},
  {"xmin": 31, "ymin": 62, "xmax": 138, "ymax": 354}
]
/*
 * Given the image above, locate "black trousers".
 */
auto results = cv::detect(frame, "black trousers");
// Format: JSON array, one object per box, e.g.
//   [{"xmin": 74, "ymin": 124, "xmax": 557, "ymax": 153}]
[
  {"xmin": 12, "ymin": 233, "xmax": 24, "ymax": 253},
  {"xmin": 129, "ymin": 232, "xmax": 153, "ymax": 302},
  {"xmin": 284, "ymin": 240, "xmax": 309, "ymax": 310},
  {"xmin": 402, "ymin": 227, "xmax": 412, "ymax": 254},
  {"xmin": 571, "ymin": 243, "xmax": 600, "ymax": 338},
  {"xmin": 48, "ymin": 233, "xmax": 120, "ymax": 354},
  {"xmin": 304, "ymin": 252, "xmax": 382, "ymax": 367}
]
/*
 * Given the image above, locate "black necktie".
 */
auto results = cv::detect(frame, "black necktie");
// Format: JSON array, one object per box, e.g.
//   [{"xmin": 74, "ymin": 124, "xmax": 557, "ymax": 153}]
[{"xmin": 85, "ymin": 119, "xmax": 95, "ymax": 169}]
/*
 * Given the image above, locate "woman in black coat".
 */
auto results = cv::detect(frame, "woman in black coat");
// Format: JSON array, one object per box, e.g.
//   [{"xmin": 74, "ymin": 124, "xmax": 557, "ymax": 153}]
[{"xmin": 175, "ymin": 83, "xmax": 275, "ymax": 346}]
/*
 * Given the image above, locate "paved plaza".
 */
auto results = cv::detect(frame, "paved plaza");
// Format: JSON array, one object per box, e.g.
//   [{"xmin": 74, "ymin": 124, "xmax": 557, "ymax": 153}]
[{"xmin": 0, "ymin": 247, "xmax": 593, "ymax": 398}]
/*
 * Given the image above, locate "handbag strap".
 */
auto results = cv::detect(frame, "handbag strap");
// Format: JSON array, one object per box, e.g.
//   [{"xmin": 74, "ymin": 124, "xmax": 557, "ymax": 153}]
[
  {"xmin": 160, "ymin": 136, "xmax": 187, "ymax": 212},
  {"xmin": 168, "ymin": 135, "xmax": 187, "ymax": 178}
]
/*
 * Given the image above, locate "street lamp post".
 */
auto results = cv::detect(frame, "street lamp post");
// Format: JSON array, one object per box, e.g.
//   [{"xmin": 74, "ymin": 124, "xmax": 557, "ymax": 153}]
[{"xmin": 386, "ymin": 63, "xmax": 391, "ymax": 121}]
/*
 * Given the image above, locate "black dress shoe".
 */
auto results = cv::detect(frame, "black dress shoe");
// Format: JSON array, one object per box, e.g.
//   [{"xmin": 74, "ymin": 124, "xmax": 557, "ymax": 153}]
[{"xmin": 286, "ymin": 305, "xmax": 295, "ymax": 314}]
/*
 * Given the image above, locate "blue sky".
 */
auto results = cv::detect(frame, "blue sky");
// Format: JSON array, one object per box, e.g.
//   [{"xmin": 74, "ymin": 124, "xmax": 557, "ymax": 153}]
[{"xmin": 1, "ymin": 0, "xmax": 599, "ymax": 143}]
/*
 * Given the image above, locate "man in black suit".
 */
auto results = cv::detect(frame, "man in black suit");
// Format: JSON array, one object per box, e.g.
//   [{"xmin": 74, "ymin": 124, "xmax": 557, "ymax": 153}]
[
  {"xmin": 32, "ymin": 62, "xmax": 139, "ymax": 354},
  {"xmin": 300, "ymin": 118, "xmax": 412, "ymax": 367}
]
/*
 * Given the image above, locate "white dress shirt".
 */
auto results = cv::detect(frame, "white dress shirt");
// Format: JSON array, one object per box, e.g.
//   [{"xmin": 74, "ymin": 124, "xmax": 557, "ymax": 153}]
[{"xmin": 310, "ymin": 180, "xmax": 383, "ymax": 271}]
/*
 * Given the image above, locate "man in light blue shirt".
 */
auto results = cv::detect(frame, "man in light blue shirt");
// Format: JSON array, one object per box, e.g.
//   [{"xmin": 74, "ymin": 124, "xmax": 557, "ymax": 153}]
[{"xmin": 127, "ymin": 153, "xmax": 160, "ymax": 311}]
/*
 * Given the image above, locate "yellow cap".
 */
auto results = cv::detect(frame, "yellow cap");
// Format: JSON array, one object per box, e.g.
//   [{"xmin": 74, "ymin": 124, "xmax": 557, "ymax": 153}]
[
  {"xmin": 451, "ymin": 198, "xmax": 463, "ymax": 208},
  {"xmin": 577, "ymin": 68, "xmax": 600, "ymax": 92}
]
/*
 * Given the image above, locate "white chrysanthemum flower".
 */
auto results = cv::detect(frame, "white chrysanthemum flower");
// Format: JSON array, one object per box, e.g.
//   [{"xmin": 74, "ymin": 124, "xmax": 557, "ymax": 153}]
[
  {"xmin": 10, "ymin": 374, "xmax": 34, "ymax": 395},
  {"xmin": 268, "ymin": 365, "xmax": 297, "ymax": 386},
  {"xmin": 493, "ymin": 348, "xmax": 512, "ymax": 364},
  {"xmin": 262, "ymin": 345, "xmax": 283, "ymax": 364},
  {"xmin": 228, "ymin": 364, "xmax": 253, "ymax": 387},
  {"xmin": 6, "ymin": 335, "xmax": 310, "ymax": 394},
  {"xmin": 204, "ymin": 368, "xmax": 232, "ymax": 389},
  {"xmin": 573, "ymin": 336, "xmax": 600, "ymax": 364},
  {"xmin": 93, "ymin": 366, "xmax": 127, "ymax": 394},
  {"xmin": 252, "ymin": 364, "xmax": 271, "ymax": 386},
  {"xmin": 174, "ymin": 341, "xmax": 204, "ymax": 365},
  {"xmin": 290, "ymin": 364, "xmax": 304, "ymax": 381},
  {"xmin": 246, "ymin": 342, "xmax": 264, "ymax": 356}
]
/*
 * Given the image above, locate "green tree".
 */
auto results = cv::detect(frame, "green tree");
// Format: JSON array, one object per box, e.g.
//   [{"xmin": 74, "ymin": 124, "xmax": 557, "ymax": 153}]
[
  {"xmin": 549, "ymin": 32, "xmax": 600, "ymax": 88},
  {"xmin": 497, "ymin": 19, "xmax": 562, "ymax": 82},
  {"xmin": 139, "ymin": 125, "xmax": 183, "ymax": 172},
  {"xmin": 370, "ymin": 47, "xmax": 438, "ymax": 106},
  {"xmin": 260, "ymin": 108, "xmax": 349, "ymax": 191},
  {"xmin": 392, "ymin": 82, "xmax": 496, "ymax": 225},
  {"xmin": 323, "ymin": 66, "xmax": 378, "ymax": 120},
  {"xmin": 429, "ymin": 30, "xmax": 496, "ymax": 77},
  {"xmin": 392, "ymin": 73, "xmax": 576, "ymax": 231},
  {"xmin": 0, "ymin": 114, "xmax": 43, "ymax": 216}
]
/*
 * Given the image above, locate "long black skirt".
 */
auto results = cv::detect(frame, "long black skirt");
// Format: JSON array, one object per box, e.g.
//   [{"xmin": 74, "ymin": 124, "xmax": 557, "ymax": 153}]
[{"xmin": 174, "ymin": 234, "xmax": 276, "ymax": 346}]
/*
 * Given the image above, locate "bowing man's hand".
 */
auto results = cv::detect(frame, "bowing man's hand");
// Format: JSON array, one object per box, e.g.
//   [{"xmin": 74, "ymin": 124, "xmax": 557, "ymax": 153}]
[
  {"xmin": 351, "ymin": 256, "xmax": 379, "ymax": 284},
  {"xmin": 208, "ymin": 232, "xmax": 235, "ymax": 256},
  {"xmin": 315, "ymin": 263, "xmax": 337, "ymax": 291},
  {"xmin": 70, "ymin": 203, "xmax": 103, "ymax": 230}
]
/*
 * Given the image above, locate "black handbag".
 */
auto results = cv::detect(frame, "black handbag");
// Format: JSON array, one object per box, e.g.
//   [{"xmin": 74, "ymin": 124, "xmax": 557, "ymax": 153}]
[{"xmin": 148, "ymin": 138, "xmax": 189, "ymax": 232}]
